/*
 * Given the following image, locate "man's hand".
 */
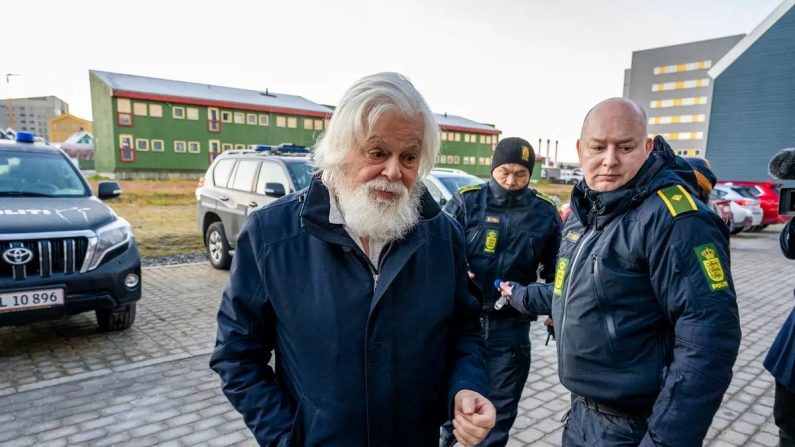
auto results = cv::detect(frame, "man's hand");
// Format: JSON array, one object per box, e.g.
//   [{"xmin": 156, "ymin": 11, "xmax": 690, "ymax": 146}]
[
  {"xmin": 468, "ymin": 270, "xmax": 475, "ymax": 279},
  {"xmin": 453, "ymin": 389, "xmax": 496, "ymax": 446}
]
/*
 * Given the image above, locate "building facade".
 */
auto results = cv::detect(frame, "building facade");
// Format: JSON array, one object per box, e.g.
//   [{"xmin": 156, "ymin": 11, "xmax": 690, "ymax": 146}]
[
  {"xmin": 435, "ymin": 114, "xmax": 501, "ymax": 178},
  {"xmin": 706, "ymin": 0, "xmax": 795, "ymax": 184},
  {"xmin": 49, "ymin": 113, "xmax": 92, "ymax": 144},
  {"xmin": 624, "ymin": 35, "xmax": 743, "ymax": 158},
  {"xmin": 89, "ymin": 70, "xmax": 333, "ymax": 178},
  {"xmin": 0, "ymin": 96, "xmax": 69, "ymax": 139}
]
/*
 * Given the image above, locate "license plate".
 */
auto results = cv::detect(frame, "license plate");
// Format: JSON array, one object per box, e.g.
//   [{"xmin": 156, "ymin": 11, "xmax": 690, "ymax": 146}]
[{"xmin": 0, "ymin": 288, "xmax": 64, "ymax": 313}]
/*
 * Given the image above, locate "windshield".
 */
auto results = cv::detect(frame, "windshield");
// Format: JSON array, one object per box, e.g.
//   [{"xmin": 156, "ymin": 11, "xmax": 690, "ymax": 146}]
[
  {"xmin": 284, "ymin": 159, "xmax": 314, "ymax": 191},
  {"xmin": 438, "ymin": 174, "xmax": 483, "ymax": 193},
  {"xmin": 0, "ymin": 151, "xmax": 90, "ymax": 197}
]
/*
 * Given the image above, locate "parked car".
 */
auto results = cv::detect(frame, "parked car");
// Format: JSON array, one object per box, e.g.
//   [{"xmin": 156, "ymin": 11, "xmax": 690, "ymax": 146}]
[
  {"xmin": 422, "ymin": 168, "xmax": 484, "ymax": 206},
  {"xmin": 711, "ymin": 184, "xmax": 764, "ymax": 234},
  {"xmin": 709, "ymin": 198, "xmax": 733, "ymax": 228},
  {"xmin": 0, "ymin": 132, "xmax": 141, "ymax": 330},
  {"xmin": 196, "ymin": 145, "xmax": 314, "ymax": 269},
  {"xmin": 718, "ymin": 180, "xmax": 788, "ymax": 230}
]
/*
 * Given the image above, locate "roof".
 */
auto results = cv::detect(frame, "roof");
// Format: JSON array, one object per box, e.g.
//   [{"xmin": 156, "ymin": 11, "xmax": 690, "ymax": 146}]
[
  {"xmin": 709, "ymin": 0, "xmax": 795, "ymax": 78},
  {"xmin": 60, "ymin": 131, "xmax": 94, "ymax": 150},
  {"xmin": 435, "ymin": 113, "xmax": 501, "ymax": 135},
  {"xmin": 90, "ymin": 70, "xmax": 333, "ymax": 117}
]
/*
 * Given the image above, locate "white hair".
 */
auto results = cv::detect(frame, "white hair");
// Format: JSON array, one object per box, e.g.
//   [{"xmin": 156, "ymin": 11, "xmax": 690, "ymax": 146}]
[{"xmin": 311, "ymin": 72, "xmax": 440, "ymax": 186}]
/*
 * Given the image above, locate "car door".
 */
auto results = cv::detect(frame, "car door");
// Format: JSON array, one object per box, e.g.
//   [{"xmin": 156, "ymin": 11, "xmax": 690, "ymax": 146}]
[{"xmin": 225, "ymin": 158, "xmax": 261, "ymax": 243}]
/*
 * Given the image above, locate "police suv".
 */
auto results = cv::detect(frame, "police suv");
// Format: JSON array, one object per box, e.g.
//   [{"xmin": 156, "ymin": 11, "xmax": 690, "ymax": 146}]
[{"xmin": 0, "ymin": 132, "xmax": 141, "ymax": 331}]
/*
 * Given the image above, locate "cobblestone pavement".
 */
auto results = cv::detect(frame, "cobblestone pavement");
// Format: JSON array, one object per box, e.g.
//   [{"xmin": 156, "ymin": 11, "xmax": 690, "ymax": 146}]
[{"xmin": 0, "ymin": 227, "xmax": 791, "ymax": 446}]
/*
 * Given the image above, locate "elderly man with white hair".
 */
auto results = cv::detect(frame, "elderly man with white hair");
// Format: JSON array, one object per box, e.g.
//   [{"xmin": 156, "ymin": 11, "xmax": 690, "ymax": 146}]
[{"xmin": 210, "ymin": 72, "xmax": 495, "ymax": 447}]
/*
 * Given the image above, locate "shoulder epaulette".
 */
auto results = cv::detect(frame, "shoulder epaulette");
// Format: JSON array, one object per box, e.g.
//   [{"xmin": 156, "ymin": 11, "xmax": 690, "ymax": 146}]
[
  {"xmin": 533, "ymin": 190, "xmax": 557, "ymax": 208},
  {"xmin": 458, "ymin": 184, "xmax": 482, "ymax": 194},
  {"xmin": 656, "ymin": 184, "xmax": 698, "ymax": 217}
]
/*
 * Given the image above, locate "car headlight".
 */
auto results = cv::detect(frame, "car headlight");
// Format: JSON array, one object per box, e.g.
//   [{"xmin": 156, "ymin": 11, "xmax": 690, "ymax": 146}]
[{"xmin": 85, "ymin": 218, "xmax": 133, "ymax": 271}]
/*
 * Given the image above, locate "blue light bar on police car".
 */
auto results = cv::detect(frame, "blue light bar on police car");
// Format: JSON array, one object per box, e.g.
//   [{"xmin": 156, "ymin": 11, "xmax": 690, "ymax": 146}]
[{"xmin": 16, "ymin": 131, "xmax": 35, "ymax": 143}]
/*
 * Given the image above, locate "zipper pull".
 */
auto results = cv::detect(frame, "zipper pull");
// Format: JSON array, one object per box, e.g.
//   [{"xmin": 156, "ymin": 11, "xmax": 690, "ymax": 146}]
[{"xmin": 373, "ymin": 274, "xmax": 379, "ymax": 292}]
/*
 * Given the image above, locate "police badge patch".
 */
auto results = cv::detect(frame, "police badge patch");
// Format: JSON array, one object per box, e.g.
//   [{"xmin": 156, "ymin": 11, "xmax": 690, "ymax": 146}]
[
  {"xmin": 694, "ymin": 243, "xmax": 729, "ymax": 292},
  {"xmin": 483, "ymin": 229, "xmax": 499, "ymax": 254},
  {"xmin": 553, "ymin": 257, "xmax": 570, "ymax": 296}
]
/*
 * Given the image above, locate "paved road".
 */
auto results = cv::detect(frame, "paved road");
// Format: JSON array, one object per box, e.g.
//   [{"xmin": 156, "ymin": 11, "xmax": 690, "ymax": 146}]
[{"xmin": 0, "ymin": 226, "xmax": 791, "ymax": 446}]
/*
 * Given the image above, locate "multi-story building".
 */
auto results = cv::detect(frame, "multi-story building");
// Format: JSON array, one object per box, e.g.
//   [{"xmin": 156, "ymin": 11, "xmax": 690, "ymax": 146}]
[
  {"xmin": 624, "ymin": 35, "xmax": 744, "ymax": 158},
  {"xmin": 706, "ymin": 0, "xmax": 795, "ymax": 183},
  {"xmin": 435, "ymin": 114, "xmax": 501, "ymax": 178},
  {"xmin": 0, "ymin": 96, "xmax": 69, "ymax": 139},
  {"xmin": 89, "ymin": 70, "xmax": 333, "ymax": 178},
  {"xmin": 48, "ymin": 112, "xmax": 92, "ymax": 144}
]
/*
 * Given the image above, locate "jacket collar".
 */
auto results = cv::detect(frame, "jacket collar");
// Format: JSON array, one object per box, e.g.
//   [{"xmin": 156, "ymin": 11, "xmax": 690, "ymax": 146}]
[{"xmin": 487, "ymin": 178, "xmax": 527, "ymax": 206}]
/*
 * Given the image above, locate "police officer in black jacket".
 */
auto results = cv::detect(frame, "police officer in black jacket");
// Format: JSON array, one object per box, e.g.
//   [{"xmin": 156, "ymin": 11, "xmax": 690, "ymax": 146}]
[
  {"xmin": 441, "ymin": 137, "xmax": 562, "ymax": 447},
  {"xmin": 500, "ymin": 99, "xmax": 741, "ymax": 446}
]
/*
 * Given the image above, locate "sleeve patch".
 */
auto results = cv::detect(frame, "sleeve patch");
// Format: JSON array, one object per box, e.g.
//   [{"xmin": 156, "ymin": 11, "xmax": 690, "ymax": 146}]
[
  {"xmin": 458, "ymin": 184, "xmax": 482, "ymax": 194},
  {"xmin": 657, "ymin": 184, "xmax": 698, "ymax": 217},
  {"xmin": 694, "ymin": 243, "xmax": 729, "ymax": 292}
]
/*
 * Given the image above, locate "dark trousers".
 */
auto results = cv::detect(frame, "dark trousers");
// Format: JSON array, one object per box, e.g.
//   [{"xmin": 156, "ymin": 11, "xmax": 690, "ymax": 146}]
[
  {"xmin": 562, "ymin": 395, "xmax": 648, "ymax": 447},
  {"xmin": 775, "ymin": 381, "xmax": 795, "ymax": 447},
  {"xmin": 441, "ymin": 316, "xmax": 531, "ymax": 447}
]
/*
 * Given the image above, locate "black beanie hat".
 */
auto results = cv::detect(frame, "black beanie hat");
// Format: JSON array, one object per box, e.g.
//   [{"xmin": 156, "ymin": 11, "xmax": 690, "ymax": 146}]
[{"xmin": 491, "ymin": 137, "xmax": 535, "ymax": 174}]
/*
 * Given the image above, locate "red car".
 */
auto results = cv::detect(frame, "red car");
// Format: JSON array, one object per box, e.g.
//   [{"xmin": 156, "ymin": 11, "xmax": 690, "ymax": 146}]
[{"xmin": 717, "ymin": 180, "xmax": 789, "ymax": 229}]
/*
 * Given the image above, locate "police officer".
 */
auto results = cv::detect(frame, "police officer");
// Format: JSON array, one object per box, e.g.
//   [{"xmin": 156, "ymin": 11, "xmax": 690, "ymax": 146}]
[
  {"xmin": 501, "ymin": 98, "xmax": 741, "ymax": 446},
  {"xmin": 441, "ymin": 137, "xmax": 562, "ymax": 447}
]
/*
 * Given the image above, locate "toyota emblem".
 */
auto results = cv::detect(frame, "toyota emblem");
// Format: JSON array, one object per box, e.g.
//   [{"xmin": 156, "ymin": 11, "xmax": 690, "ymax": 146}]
[{"xmin": 2, "ymin": 247, "xmax": 34, "ymax": 266}]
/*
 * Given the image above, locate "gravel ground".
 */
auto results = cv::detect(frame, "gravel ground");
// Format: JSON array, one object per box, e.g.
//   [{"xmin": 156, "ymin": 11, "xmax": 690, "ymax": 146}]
[{"xmin": 140, "ymin": 252, "xmax": 210, "ymax": 267}]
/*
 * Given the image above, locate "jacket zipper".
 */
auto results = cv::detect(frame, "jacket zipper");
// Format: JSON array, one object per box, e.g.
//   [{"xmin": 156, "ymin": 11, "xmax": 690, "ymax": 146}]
[{"xmin": 559, "ymin": 228, "xmax": 596, "ymax": 353}]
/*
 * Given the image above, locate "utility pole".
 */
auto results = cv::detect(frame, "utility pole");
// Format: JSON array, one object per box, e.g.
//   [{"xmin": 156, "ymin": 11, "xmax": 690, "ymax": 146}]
[
  {"xmin": 5, "ymin": 74, "xmax": 21, "ymax": 131},
  {"xmin": 555, "ymin": 140, "xmax": 559, "ymax": 167}
]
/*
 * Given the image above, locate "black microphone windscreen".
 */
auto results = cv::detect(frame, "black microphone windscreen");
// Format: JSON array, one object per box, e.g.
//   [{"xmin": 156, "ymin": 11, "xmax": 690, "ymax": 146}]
[{"xmin": 769, "ymin": 148, "xmax": 795, "ymax": 180}]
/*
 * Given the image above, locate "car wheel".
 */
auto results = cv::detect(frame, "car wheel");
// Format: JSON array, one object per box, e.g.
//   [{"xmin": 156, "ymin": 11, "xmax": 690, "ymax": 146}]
[
  {"xmin": 96, "ymin": 303, "xmax": 136, "ymax": 331},
  {"xmin": 730, "ymin": 226, "xmax": 743, "ymax": 235},
  {"xmin": 206, "ymin": 222, "xmax": 232, "ymax": 270}
]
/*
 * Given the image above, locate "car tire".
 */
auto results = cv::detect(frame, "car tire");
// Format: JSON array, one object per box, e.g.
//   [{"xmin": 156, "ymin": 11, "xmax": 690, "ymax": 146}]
[
  {"xmin": 730, "ymin": 225, "xmax": 743, "ymax": 235},
  {"xmin": 96, "ymin": 303, "xmax": 136, "ymax": 331},
  {"xmin": 206, "ymin": 222, "xmax": 232, "ymax": 270}
]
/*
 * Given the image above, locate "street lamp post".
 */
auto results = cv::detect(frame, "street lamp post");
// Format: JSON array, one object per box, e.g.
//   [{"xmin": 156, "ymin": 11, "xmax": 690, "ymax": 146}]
[{"xmin": 5, "ymin": 73, "xmax": 20, "ymax": 131}]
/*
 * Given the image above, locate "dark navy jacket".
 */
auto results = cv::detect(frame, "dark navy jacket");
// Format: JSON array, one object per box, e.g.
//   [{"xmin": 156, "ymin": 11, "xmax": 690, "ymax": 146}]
[
  {"xmin": 764, "ymin": 219, "xmax": 795, "ymax": 391},
  {"xmin": 443, "ymin": 180, "xmax": 562, "ymax": 317},
  {"xmin": 512, "ymin": 141, "xmax": 741, "ymax": 446},
  {"xmin": 210, "ymin": 176, "xmax": 489, "ymax": 446}
]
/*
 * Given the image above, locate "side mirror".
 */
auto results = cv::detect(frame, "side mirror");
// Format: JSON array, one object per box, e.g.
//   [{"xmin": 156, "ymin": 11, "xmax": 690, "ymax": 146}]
[
  {"xmin": 264, "ymin": 182, "xmax": 286, "ymax": 198},
  {"xmin": 97, "ymin": 181, "xmax": 122, "ymax": 200}
]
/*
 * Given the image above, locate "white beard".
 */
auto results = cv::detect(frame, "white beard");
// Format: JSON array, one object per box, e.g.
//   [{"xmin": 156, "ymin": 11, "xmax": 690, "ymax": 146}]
[{"xmin": 334, "ymin": 176, "xmax": 423, "ymax": 242}]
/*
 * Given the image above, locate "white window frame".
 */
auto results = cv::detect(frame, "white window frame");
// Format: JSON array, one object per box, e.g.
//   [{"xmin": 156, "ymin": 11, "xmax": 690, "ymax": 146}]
[
  {"xmin": 135, "ymin": 138, "xmax": 149, "ymax": 151},
  {"xmin": 133, "ymin": 102, "xmax": 148, "ymax": 116},
  {"xmin": 259, "ymin": 114, "xmax": 269, "ymax": 126},
  {"xmin": 276, "ymin": 116, "xmax": 287, "ymax": 127},
  {"xmin": 117, "ymin": 98, "xmax": 131, "ymax": 113},
  {"xmin": 234, "ymin": 144, "xmax": 245, "ymax": 149},
  {"xmin": 172, "ymin": 106, "xmax": 185, "ymax": 119},
  {"xmin": 234, "ymin": 112, "xmax": 245, "ymax": 124},
  {"xmin": 151, "ymin": 139, "xmax": 164, "ymax": 152},
  {"xmin": 188, "ymin": 141, "xmax": 201, "ymax": 153},
  {"xmin": 287, "ymin": 117, "xmax": 297, "ymax": 128},
  {"xmin": 209, "ymin": 139, "xmax": 221, "ymax": 153},
  {"xmin": 174, "ymin": 140, "xmax": 186, "ymax": 153},
  {"xmin": 221, "ymin": 111, "xmax": 232, "ymax": 123},
  {"xmin": 187, "ymin": 108, "xmax": 200, "ymax": 121},
  {"xmin": 246, "ymin": 113, "xmax": 257, "ymax": 125},
  {"xmin": 303, "ymin": 118, "xmax": 313, "ymax": 130},
  {"xmin": 119, "ymin": 134, "xmax": 133, "ymax": 148},
  {"xmin": 222, "ymin": 143, "xmax": 233, "ymax": 151}
]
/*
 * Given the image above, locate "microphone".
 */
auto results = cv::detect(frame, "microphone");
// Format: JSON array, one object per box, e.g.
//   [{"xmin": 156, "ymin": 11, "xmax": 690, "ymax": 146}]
[
  {"xmin": 493, "ymin": 279, "xmax": 512, "ymax": 310},
  {"xmin": 769, "ymin": 148, "xmax": 795, "ymax": 180}
]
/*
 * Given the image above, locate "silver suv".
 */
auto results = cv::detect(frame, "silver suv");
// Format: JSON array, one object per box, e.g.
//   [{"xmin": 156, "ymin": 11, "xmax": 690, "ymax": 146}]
[
  {"xmin": 196, "ymin": 146, "xmax": 313, "ymax": 269},
  {"xmin": 422, "ymin": 168, "xmax": 484, "ymax": 206}
]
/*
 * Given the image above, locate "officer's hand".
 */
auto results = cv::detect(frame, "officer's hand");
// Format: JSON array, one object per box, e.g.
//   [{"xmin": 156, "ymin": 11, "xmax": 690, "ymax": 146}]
[
  {"xmin": 498, "ymin": 281, "xmax": 513, "ymax": 297},
  {"xmin": 544, "ymin": 317, "xmax": 554, "ymax": 327},
  {"xmin": 453, "ymin": 389, "xmax": 496, "ymax": 447},
  {"xmin": 468, "ymin": 271, "xmax": 475, "ymax": 279}
]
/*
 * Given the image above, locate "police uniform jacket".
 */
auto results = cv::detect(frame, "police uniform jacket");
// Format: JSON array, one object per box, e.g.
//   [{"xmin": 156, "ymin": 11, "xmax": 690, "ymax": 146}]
[
  {"xmin": 209, "ymin": 175, "xmax": 489, "ymax": 446},
  {"xmin": 764, "ymin": 219, "xmax": 795, "ymax": 391},
  {"xmin": 443, "ymin": 179, "xmax": 562, "ymax": 318},
  {"xmin": 513, "ymin": 140, "xmax": 742, "ymax": 446}
]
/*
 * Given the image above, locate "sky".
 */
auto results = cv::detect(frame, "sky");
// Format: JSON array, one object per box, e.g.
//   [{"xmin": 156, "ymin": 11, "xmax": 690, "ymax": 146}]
[{"xmin": 2, "ymin": 0, "xmax": 782, "ymax": 162}]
